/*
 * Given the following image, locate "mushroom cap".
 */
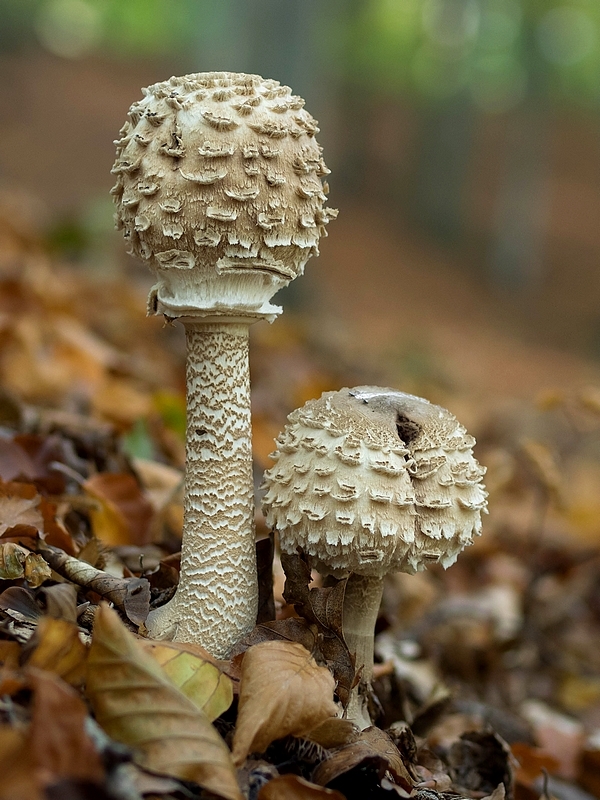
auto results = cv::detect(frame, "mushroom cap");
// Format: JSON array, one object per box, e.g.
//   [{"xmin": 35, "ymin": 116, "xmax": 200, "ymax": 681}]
[
  {"xmin": 112, "ymin": 72, "xmax": 336, "ymax": 321},
  {"xmin": 262, "ymin": 387, "xmax": 488, "ymax": 577}
]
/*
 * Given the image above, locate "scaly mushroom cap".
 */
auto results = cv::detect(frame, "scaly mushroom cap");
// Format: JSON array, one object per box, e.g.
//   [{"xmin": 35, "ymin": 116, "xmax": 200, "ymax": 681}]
[
  {"xmin": 112, "ymin": 72, "xmax": 337, "ymax": 321},
  {"xmin": 262, "ymin": 387, "xmax": 487, "ymax": 577}
]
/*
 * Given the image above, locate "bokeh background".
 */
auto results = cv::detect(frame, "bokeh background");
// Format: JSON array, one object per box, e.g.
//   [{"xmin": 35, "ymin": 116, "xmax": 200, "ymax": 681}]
[{"xmin": 2, "ymin": 0, "xmax": 600, "ymax": 387}]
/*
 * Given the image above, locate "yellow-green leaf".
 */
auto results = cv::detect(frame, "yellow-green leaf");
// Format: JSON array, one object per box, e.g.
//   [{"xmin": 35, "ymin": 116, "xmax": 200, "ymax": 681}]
[
  {"xmin": 142, "ymin": 641, "xmax": 233, "ymax": 722},
  {"xmin": 85, "ymin": 605, "xmax": 242, "ymax": 800}
]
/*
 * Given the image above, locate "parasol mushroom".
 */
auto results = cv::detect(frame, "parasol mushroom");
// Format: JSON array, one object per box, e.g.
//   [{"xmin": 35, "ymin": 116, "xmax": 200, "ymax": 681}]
[
  {"xmin": 112, "ymin": 72, "xmax": 336, "ymax": 657},
  {"xmin": 262, "ymin": 387, "xmax": 487, "ymax": 728}
]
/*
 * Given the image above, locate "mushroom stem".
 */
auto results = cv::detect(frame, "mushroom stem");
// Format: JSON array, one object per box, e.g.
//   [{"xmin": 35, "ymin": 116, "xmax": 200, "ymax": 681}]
[
  {"xmin": 145, "ymin": 322, "xmax": 257, "ymax": 658},
  {"xmin": 342, "ymin": 572, "xmax": 384, "ymax": 730}
]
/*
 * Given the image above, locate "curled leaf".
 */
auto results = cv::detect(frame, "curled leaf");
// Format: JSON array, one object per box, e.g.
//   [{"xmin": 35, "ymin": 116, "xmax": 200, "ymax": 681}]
[
  {"xmin": 41, "ymin": 545, "xmax": 150, "ymax": 625},
  {"xmin": 232, "ymin": 640, "xmax": 338, "ymax": 766},
  {"xmin": 0, "ymin": 543, "xmax": 51, "ymax": 587},
  {"xmin": 312, "ymin": 727, "xmax": 413, "ymax": 790},
  {"xmin": 86, "ymin": 605, "xmax": 242, "ymax": 800}
]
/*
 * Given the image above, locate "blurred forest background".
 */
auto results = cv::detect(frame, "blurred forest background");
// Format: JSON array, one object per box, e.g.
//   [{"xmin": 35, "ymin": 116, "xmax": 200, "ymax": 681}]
[{"xmin": 2, "ymin": 0, "xmax": 600, "ymax": 369}]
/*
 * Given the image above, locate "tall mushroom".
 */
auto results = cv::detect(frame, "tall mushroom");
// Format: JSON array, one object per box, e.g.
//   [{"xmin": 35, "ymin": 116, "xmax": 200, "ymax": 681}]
[
  {"xmin": 262, "ymin": 387, "xmax": 487, "ymax": 728},
  {"xmin": 112, "ymin": 72, "xmax": 336, "ymax": 657}
]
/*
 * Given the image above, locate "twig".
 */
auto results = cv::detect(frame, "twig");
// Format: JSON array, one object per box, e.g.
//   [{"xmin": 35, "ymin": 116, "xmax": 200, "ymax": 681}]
[{"xmin": 39, "ymin": 544, "xmax": 150, "ymax": 626}]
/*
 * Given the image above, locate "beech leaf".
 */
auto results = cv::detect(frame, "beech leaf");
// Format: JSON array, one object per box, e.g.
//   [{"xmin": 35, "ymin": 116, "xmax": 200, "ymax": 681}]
[
  {"xmin": 0, "ymin": 543, "xmax": 51, "ymax": 587},
  {"xmin": 84, "ymin": 472, "xmax": 153, "ymax": 546},
  {"xmin": 258, "ymin": 774, "xmax": 346, "ymax": 800},
  {"xmin": 25, "ymin": 617, "xmax": 88, "ymax": 686},
  {"xmin": 141, "ymin": 640, "xmax": 233, "ymax": 721},
  {"xmin": 232, "ymin": 640, "xmax": 338, "ymax": 766},
  {"xmin": 312, "ymin": 727, "xmax": 414, "ymax": 789},
  {"xmin": 0, "ymin": 669, "xmax": 105, "ymax": 800},
  {"xmin": 85, "ymin": 605, "xmax": 242, "ymax": 800},
  {"xmin": 0, "ymin": 480, "xmax": 44, "ymax": 537}
]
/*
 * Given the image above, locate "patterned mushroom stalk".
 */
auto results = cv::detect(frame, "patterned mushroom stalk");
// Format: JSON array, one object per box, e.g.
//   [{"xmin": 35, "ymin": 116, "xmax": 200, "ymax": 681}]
[
  {"xmin": 262, "ymin": 387, "xmax": 487, "ymax": 727},
  {"xmin": 112, "ymin": 72, "xmax": 336, "ymax": 658}
]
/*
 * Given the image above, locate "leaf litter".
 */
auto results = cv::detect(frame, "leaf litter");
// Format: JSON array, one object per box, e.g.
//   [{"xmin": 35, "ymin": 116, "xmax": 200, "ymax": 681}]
[{"xmin": 2, "ymin": 200, "xmax": 600, "ymax": 798}]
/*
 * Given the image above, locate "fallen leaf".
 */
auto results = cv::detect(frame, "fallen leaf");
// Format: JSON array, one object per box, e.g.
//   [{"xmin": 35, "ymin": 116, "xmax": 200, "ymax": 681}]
[
  {"xmin": 258, "ymin": 774, "xmax": 346, "ymax": 800},
  {"xmin": 84, "ymin": 472, "xmax": 153, "ymax": 546},
  {"xmin": 0, "ymin": 727, "xmax": 37, "ymax": 800},
  {"xmin": 142, "ymin": 640, "xmax": 233, "ymax": 721},
  {"xmin": 25, "ymin": 617, "xmax": 88, "ymax": 686},
  {"xmin": 0, "ymin": 669, "xmax": 105, "ymax": 800},
  {"xmin": 237, "ymin": 618, "xmax": 320, "ymax": 655},
  {"xmin": 281, "ymin": 552, "xmax": 355, "ymax": 705},
  {"xmin": 520, "ymin": 700, "xmax": 584, "ymax": 780},
  {"xmin": 232, "ymin": 640, "xmax": 338, "ymax": 766},
  {"xmin": 27, "ymin": 669, "xmax": 105, "ymax": 784},
  {"xmin": 0, "ymin": 542, "xmax": 51, "ymax": 587},
  {"xmin": 306, "ymin": 718, "xmax": 360, "ymax": 749},
  {"xmin": 37, "ymin": 582, "xmax": 78, "ymax": 622},
  {"xmin": 448, "ymin": 731, "xmax": 513, "ymax": 796},
  {"xmin": 91, "ymin": 377, "xmax": 152, "ymax": 427},
  {"xmin": 85, "ymin": 605, "xmax": 242, "ymax": 800},
  {"xmin": 511, "ymin": 742, "xmax": 559, "ymax": 787},
  {"xmin": 312, "ymin": 727, "xmax": 413, "ymax": 789},
  {"xmin": 0, "ymin": 640, "xmax": 21, "ymax": 670},
  {"xmin": 0, "ymin": 586, "xmax": 43, "ymax": 621},
  {"xmin": 0, "ymin": 480, "xmax": 44, "ymax": 538},
  {"xmin": 0, "ymin": 438, "xmax": 36, "ymax": 483}
]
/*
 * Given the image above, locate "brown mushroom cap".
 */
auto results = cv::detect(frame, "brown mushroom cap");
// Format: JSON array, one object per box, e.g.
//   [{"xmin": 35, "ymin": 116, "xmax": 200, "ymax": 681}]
[
  {"xmin": 112, "ymin": 72, "xmax": 337, "ymax": 320},
  {"xmin": 262, "ymin": 387, "xmax": 488, "ymax": 577}
]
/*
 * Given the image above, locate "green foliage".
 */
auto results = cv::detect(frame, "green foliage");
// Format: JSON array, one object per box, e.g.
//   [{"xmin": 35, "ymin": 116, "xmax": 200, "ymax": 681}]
[{"xmin": 1, "ymin": 0, "xmax": 600, "ymax": 108}]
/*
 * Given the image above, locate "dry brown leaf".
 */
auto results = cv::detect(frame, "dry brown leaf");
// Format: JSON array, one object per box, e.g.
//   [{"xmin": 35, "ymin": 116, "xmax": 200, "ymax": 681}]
[
  {"xmin": 0, "ymin": 480, "xmax": 43, "ymax": 537},
  {"xmin": 141, "ymin": 640, "xmax": 233, "ymax": 721},
  {"xmin": 91, "ymin": 376, "xmax": 152, "ymax": 427},
  {"xmin": 0, "ymin": 640, "xmax": 21, "ymax": 670},
  {"xmin": 84, "ymin": 472, "xmax": 153, "ymax": 546},
  {"xmin": 0, "ymin": 542, "xmax": 51, "ymax": 587},
  {"xmin": 258, "ymin": 774, "xmax": 346, "ymax": 800},
  {"xmin": 0, "ymin": 669, "xmax": 104, "ymax": 800},
  {"xmin": 27, "ymin": 668, "xmax": 105, "ymax": 784},
  {"xmin": 86, "ymin": 605, "xmax": 242, "ymax": 800},
  {"xmin": 511, "ymin": 742, "xmax": 559, "ymax": 787},
  {"xmin": 312, "ymin": 727, "xmax": 413, "ymax": 789},
  {"xmin": 25, "ymin": 617, "xmax": 88, "ymax": 686},
  {"xmin": 306, "ymin": 718, "xmax": 360, "ymax": 749},
  {"xmin": 0, "ymin": 727, "xmax": 38, "ymax": 800},
  {"xmin": 232, "ymin": 640, "xmax": 337, "ymax": 766}
]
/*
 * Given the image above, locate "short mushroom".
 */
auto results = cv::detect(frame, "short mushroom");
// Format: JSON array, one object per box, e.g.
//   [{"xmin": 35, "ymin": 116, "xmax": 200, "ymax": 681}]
[
  {"xmin": 112, "ymin": 72, "xmax": 336, "ymax": 657},
  {"xmin": 262, "ymin": 387, "xmax": 487, "ymax": 728}
]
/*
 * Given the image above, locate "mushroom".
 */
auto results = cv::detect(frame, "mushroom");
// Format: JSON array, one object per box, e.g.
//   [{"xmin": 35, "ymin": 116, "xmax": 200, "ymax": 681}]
[
  {"xmin": 112, "ymin": 72, "xmax": 336, "ymax": 658},
  {"xmin": 262, "ymin": 387, "xmax": 487, "ymax": 728}
]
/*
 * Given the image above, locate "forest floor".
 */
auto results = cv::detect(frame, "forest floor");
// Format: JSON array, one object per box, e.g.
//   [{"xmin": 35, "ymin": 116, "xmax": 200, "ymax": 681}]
[{"xmin": 1, "ymin": 192, "xmax": 600, "ymax": 800}]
